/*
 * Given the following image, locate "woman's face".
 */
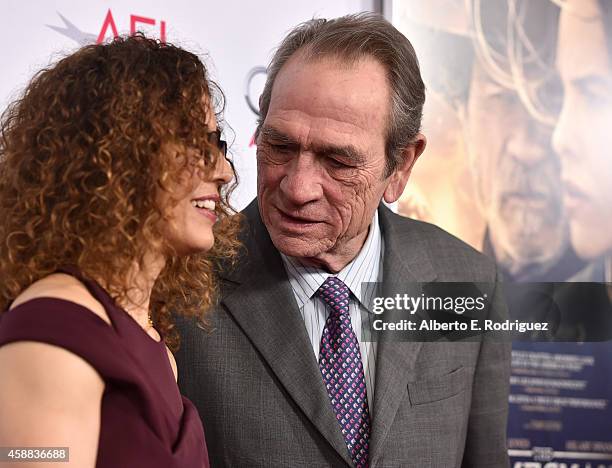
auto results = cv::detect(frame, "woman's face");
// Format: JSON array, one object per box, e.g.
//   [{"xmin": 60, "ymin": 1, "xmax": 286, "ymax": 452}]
[
  {"xmin": 552, "ymin": 0, "xmax": 612, "ymax": 259},
  {"xmin": 160, "ymin": 100, "xmax": 233, "ymax": 256}
]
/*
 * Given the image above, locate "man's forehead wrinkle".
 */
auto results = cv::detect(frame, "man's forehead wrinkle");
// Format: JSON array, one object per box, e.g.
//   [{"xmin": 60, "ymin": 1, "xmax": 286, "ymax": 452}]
[
  {"xmin": 312, "ymin": 94, "xmax": 382, "ymax": 130},
  {"xmin": 272, "ymin": 94, "xmax": 372, "ymax": 128},
  {"xmin": 269, "ymin": 110, "xmax": 369, "ymax": 146}
]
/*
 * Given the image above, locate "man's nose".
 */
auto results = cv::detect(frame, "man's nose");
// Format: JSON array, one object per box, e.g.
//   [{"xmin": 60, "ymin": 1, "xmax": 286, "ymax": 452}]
[
  {"xmin": 278, "ymin": 153, "xmax": 324, "ymax": 205},
  {"xmin": 506, "ymin": 121, "xmax": 553, "ymax": 167}
]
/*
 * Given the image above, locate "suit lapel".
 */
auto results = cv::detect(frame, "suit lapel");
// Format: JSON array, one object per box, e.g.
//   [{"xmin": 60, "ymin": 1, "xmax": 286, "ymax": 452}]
[
  {"xmin": 369, "ymin": 206, "xmax": 437, "ymax": 466},
  {"xmin": 221, "ymin": 201, "xmax": 354, "ymax": 466}
]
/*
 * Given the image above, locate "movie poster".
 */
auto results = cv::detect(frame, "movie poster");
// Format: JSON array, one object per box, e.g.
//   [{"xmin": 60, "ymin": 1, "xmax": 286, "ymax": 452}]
[{"xmin": 388, "ymin": 0, "xmax": 612, "ymax": 466}]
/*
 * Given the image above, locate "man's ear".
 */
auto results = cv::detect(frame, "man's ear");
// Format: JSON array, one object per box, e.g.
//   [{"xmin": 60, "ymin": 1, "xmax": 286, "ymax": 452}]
[{"xmin": 383, "ymin": 133, "xmax": 427, "ymax": 203}]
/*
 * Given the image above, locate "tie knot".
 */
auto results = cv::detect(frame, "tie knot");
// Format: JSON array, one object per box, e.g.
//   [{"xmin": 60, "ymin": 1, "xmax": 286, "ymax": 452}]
[{"xmin": 317, "ymin": 277, "xmax": 350, "ymax": 316}]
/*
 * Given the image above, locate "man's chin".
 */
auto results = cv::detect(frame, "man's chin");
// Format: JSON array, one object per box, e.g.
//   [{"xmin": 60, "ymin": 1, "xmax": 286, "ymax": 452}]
[{"xmin": 270, "ymin": 233, "xmax": 331, "ymax": 260}]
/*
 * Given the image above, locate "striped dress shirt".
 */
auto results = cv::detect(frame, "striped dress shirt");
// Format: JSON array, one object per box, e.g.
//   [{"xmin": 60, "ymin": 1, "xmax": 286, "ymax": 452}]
[{"xmin": 280, "ymin": 211, "xmax": 384, "ymax": 412}]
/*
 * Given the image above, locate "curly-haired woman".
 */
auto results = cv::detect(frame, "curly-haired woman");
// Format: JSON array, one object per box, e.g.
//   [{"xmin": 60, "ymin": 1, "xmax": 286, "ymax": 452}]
[{"xmin": 0, "ymin": 35, "xmax": 240, "ymax": 467}]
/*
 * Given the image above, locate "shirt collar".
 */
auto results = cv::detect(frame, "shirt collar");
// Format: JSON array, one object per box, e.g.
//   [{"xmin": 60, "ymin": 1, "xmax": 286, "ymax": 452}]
[{"xmin": 281, "ymin": 210, "xmax": 383, "ymax": 312}]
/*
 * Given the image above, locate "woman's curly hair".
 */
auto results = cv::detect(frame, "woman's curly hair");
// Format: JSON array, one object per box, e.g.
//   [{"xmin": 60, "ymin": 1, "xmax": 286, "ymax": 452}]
[{"xmin": 0, "ymin": 34, "xmax": 241, "ymax": 351}]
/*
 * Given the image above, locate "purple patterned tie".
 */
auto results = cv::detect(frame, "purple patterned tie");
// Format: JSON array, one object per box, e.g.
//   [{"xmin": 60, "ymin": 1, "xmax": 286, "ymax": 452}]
[{"xmin": 318, "ymin": 276, "xmax": 370, "ymax": 468}]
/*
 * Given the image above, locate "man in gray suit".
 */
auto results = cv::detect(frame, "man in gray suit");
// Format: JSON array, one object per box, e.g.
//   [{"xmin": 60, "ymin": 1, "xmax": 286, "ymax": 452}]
[{"xmin": 176, "ymin": 13, "xmax": 510, "ymax": 467}]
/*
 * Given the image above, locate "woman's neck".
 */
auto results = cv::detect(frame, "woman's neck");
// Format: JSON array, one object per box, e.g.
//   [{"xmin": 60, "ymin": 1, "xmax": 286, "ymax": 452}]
[{"xmin": 121, "ymin": 253, "xmax": 166, "ymax": 330}]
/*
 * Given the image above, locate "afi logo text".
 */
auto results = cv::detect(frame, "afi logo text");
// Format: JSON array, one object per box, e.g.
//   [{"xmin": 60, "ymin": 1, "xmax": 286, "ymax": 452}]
[{"xmin": 98, "ymin": 9, "xmax": 167, "ymax": 43}]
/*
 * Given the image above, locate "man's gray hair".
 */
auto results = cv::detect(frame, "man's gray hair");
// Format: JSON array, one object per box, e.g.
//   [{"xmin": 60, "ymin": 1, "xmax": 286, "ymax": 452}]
[{"xmin": 257, "ymin": 12, "xmax": 425, "ymax": 177}]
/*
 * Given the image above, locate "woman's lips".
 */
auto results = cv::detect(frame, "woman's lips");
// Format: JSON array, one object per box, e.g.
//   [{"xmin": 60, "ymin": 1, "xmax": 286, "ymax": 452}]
[
  {"xmin": 193, "ymin": 205, "xmax": 218, "ymax": 222},
  {"xmin": 191, "ymin": 194, "xmax": 219, "ymax": 222}
]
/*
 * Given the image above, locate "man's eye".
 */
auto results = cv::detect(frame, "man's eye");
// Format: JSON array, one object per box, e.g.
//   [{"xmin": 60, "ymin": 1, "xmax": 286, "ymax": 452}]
[
  {"xmin": 328, "ymin": 158, "xmax": 350, "ymax": 169},
  {"xmin": 270, "ymin": 143, "xmax": 292, "ymax": 153}
]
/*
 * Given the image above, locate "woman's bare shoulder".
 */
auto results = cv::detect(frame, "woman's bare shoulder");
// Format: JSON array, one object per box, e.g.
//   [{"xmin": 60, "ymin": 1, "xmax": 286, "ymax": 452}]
[
  {"xmin": 9, "ymin": 273, "xmax": 110, "ymax": 325},
  {"xmin": 0, "ymin": 340, "xmax": 104, "ymax": 466}
]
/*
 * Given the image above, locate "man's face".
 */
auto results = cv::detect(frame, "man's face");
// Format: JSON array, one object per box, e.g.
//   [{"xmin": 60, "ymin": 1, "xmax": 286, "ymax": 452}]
[
  {"xmin": 552, "ymin": 0, "xmax": 612, "ymax": 259},
  {"xmin": 256, "ymin": 54, "xmax": 420, "ymax": 271},
  {"xmin": 466, "ymin": 59, "xmax": 567, "ymax": 268}
]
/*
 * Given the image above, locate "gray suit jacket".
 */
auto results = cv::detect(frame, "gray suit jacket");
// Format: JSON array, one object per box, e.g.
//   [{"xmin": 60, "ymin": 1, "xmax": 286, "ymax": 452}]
[{"xmin": 176, "ymin": 199, "xmax": 511, "ymax": 467}]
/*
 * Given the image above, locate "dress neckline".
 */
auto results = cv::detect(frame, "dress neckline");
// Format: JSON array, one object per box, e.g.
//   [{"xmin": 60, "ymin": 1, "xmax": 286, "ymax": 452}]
[{"xmin": 56, "ymin": 266, "xmax": 165, "ymax": 347}]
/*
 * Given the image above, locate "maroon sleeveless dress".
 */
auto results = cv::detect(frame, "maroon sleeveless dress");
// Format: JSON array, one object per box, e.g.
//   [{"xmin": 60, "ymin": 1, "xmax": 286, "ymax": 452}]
[{"xmin": 0, "ymin": 268, "xmax": 209, "ymax": 467}]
